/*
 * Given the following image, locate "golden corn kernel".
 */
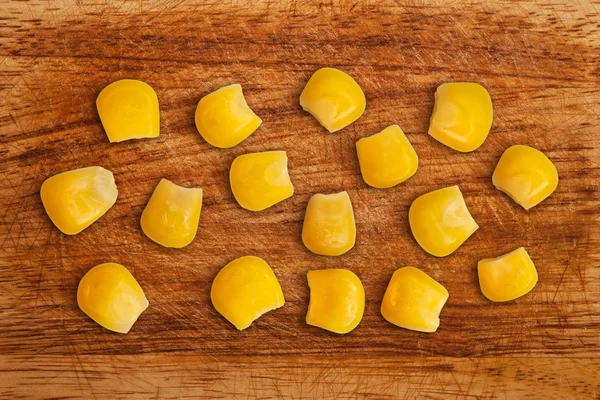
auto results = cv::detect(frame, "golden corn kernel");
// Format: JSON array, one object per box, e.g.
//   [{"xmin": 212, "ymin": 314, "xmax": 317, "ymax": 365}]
[
  {"xmin": 195, "ymin": 84, "xmax": 262, "ymax": 148},
  {"xmin": 230, "ymin": 151, "xmax": 294, "ymax": 211},
  {"xmin": 409, "ymin": 186, "xmax": 478, "ymax": 257},
  {"xmin": 428, "ymin": 82, "xmax": 493, "ymax": 152},
  {"xmin": 356, "ymin": 125, "xmax": 418, "ymax": 188},
  {"xmin": 478, "ymin": 247, "xmax": 538, "ymax": 302},
  {"xmin": 40, "ymin": 166, "xmax": 118, "ymax": 235},
  {"xmin": 300, "ymin": 67, "xmax": 366, "ymax": 133},
  {"xmin": 211, "ymin": 256, "xmax": 285, "ymax": 330},
  {"xmin": 306, "ymin": 269, "xmax": 365, "ymax": 334},
  {"xmin": 77, "ymin": 262, "xmax": 149, "ymax": 334},
  {"xmin": 140, "ymin": 179, "xmax": 203, "ymax": 248},
  {"xmin": 302, "ymin": 191, "xmax": 356, "ymax": 256},
  {"xmin": 381, "ymin": 267, "xmax": 449, "ymax": 333},
  {"xmin": 492, "ymin": 145, "xmax": 558, "ymax": 210},
  {"xmin": 96, "ymin": 79, "xmax": 160, "ymax": 143}
]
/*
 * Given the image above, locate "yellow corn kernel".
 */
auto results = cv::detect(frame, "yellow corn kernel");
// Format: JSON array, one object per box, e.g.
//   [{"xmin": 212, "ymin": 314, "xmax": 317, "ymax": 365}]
[
  {"xmin": 140, "ymin": 179, "xmax": 203, "ymax": 248},
  {"xmin": 381, "ymin": 267, "xmax": 449, "ymax": 333},
  {"xmin": 211, "ymin": 256, "xmax": 285, "ymax": 330},
  {"xmin": 300, "ymin": 67, "xmax": 366, "ymax": 133},
  {"xmin": 195, "ymin": 84, "xmax": 262, "ymax": 149},
  {"xmin": 306, "ymin": 269, "xmax": 364, "ymax": 334},
  {"xmin": 428, "ymin": 82, "xmax": 493, "ymax": 152},
  {"xmin": 230, "ymin": 151, "xmax": 294, "ymax": 211},
  {"xmin": 40, "ymin": 166, "xmax": 118, "ymax": 235},
  {"xmin": 77, "ymin": 262, "xmax": 149, "ymax": 334},
  {"xmin": 478, "ymin": 247, "xmax": 538, "ymax": 302},
  {"xmin": 356, "ymin": 125, "xmax": 418, "ymax": 188},
  {"xmin": 492, "ymin": 145, "xmax": 558, "ymax": 210},
  {"xmin": 302, "ymin": 191, "xmax": 356, "ymax": 256},
  {"xmin": 96, "ymin": 79, "xmax": 160, "ymax": 143},
  {"xmin": 409, "ymin": 186, "xmax": 478, "ymax": 257}
]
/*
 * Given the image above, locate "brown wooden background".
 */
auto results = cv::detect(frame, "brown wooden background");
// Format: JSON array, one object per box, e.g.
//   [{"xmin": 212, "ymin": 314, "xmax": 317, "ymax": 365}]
[{"xmin": 1, "ymin": 0, "xmax": 599, "ymax": 398}]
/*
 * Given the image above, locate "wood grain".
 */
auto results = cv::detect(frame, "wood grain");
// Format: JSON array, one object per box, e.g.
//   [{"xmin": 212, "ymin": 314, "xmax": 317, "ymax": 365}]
[{"xmin": 1, "ymin": 0, "xmax": 599, "ymax": 398}]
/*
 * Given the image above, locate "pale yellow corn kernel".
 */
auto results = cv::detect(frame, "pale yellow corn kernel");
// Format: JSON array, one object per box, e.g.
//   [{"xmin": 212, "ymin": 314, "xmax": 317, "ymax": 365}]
[
  {"xmin": 306, "ymin": 269, "xmax": 365, "ymax": 334},
  {"xmin": 96, "ymin": 79, "xmax": 160, "ymax": 143},
  {"xmin": 211, "ymin": 256, "xmax": 285, "ymax": 331},
  {"xmin": 409, "ymin": 186, "xmax": 478, "ymax": 257},
  {"xmin": 77, "ymin": 262, "xmax": 149, "ymax": 334},
  {"xmin": 302, "ymin": 191, "xmax": 356, "ymax": 256},
  {"xmin": 478, "ymin": 247, "xmax": 538, "ymax": 302},
  {"xmin": 140, "ymin": 179, "xmax": 203, "ymax": 248},
  {"xmin": 230, "ymin": 151, "xmax": 294, "ymax": 211},
  {"xmin": 492, "ymin": 145, "xmax": 558, "ymax": 210},
  {"xmin": 381, "ymin": 267, "xmax": 449, "ymax": 333},
  {"xmin": 195, "ymin": 84, "xmax": 262, "ymax": 148},
  {"xmin": 300, "ymin": 67, "xmax": 366, "ymax": 133},
  {"xmin": 428, "ymin": 82, "xmax": 493, "ymax": 152},
  {"xmin": 40, "ymin": 166, "xmax": 118, "ymax": 235},
  {"xmin": 356, "ymin": 125, "xmax": 418, "ymax": 188}
]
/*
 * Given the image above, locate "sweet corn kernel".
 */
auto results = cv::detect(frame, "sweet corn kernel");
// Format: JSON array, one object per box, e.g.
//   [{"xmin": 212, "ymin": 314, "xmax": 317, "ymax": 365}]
[
  {"xmin": 302, "ymin": 191, "xmax": 356, "ymax": 256},
  {"xmin": 300, "ymin": 67, "xmax": 366, "ymax": 133},
  {"xmin": 381, "ymin": 267, "xmax": 449, "ymax": 333},
  {"xmin": 306, "ymin": 269, "xmax": 365, "ymax": 334},
  {"xmin": 96, "ymin": 79, "xmax": 160, "ymax": 143},
  {"xmin": 140, "ymin": 179, "xmax": 203, "ymax": 248},
  {"xmin": 492, "ymin": 145, "xmax": 558, "ymax": 210},
  {"xmin": 230, "ymin": 151, "xmax": 294, "ymax": 211},
  {"xmin": 428, "ymin": 82, "xmax": 493, "ymax": 152},
  {"xmin": 409, "ymin": 186, "xmax": 478, "ymax": 257},
  {"xmin": 478, "ymin": 247, "xmax": 538, "ymax": 302},
  {"xmin": 356, "ymin": 125, "xmax": 418, "ymax": 188},
  {"xmin": 211, "ymin": 256, "xmax": 285, "ymax": 330},
  {"xmin": 40, "ymin": 166, "xmax": 118, "ymax": 235},
  {"xmin": 77, "ymin": 262, "xmax": 149, "ymax": 334},
  {"xmin": 195, "ymin": 84, "xmax": 262, "ymax": 148}
]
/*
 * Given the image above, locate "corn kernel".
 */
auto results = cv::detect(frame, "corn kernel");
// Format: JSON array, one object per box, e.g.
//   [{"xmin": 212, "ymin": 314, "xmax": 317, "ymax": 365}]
[
  {"xmin": 492, "ymin": 145, "xmax": 558, "ymax": 210},
  {"xmin": 211, "ymin": 256, "xmax": 285, "ymax": 330},
  {"xmin": 306, "ymin": 269, "xmax": 364, "ymax": 334},
  {"xmin": 230, "ymin": 151, "xmax": 294, "ymax": 211},
  {"xmin": 96, "ymin": 79, "xmax": 160, "ymax": 143},
  {"xmin": 300, "ymin": 67, "xmax": 366, "ymax": 133},
  {"xmin": 302, "ymin": 191, "xmax": 356, "ymax": 256},
  {"xmin": 195, "ymin": 84, "xmax": 262, "ymax": 148},
  {"xmin": 381, "ymin": 267, "xmax": 449, "ymax": 333},
  {"xmin": 478, "ymin": 247, "xmax": 538, "ymax": 302},
  {"xmin": 428, "ymin": 82, "xmax": 493, "ymax": 152},
  {"xmin": 40, "ymin": 166, "xmax": 118, "ymax": 235},
  {"xmin": 140, "ymin": 179, "xmax": 203, "ymax": 248},
  {"xmin": 356, "ymin": 125, "xmax": 418, "ymax": 188},
  {"xmin": 77, "ymin": 262, "xmax": 149, "ymax": 334},
  {"xmin": 409, "ymin": 186, "xmax": 478, "ymax": 257}
]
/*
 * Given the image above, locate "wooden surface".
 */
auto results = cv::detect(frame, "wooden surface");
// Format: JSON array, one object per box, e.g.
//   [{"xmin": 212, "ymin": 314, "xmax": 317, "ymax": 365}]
[{"xmin": 1, "ymin": 0, "xmax": 599, "ymax": 398}]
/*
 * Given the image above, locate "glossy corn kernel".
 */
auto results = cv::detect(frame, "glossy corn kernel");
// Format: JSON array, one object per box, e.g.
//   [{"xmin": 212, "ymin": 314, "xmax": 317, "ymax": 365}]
[
  {"xmin": 40, "ymin": 166, "xmax": 118, "ymax": 235},
  {"xmin": 300, "ymin": 67, "xmax": 366, "ymax": 133},
  {"xmin": 140, "ymin": 179, "xmax": 203, "ymax": 248},
  {"xmin": 306, "ymin": 269, "xmax": 364, "ymax": 334},
  {"xmin": 302, "ymin": 192, "xmax": 356, "ymax": 256},
  {"xmin": 478, "ymin": 247, "xmax": 538, "ymax": 302},
  {"xmin": 428, "ymin": 82, "xmax": 493, "ymax": 152},
  {"xmin": 356, "ymin": 125, "xmax": 418, "ymax": 188},
  {"xmin": 77, "ymin": 263, "xmax": 149, "ymax": 334},
  {"xmin": 381, "ymin": 267, "xmax": 448, "ymax": 333},
  {"xmin": 211, "ymin": 256, "xmax": 285, "ymax": 330},
  {"xmin": 230, "ymin": 151, "xmax": 294, "ymax": 211},
  {"xmin": 409, "ymin": 186, "xmax": 478, "ymax": 257},
  {"xmin": 492, "ymin": 145, "xmax": 558, "ymax": 210},
  {"xmin": 195, "ymin": 84, "xmax": 262, "ymax": 149},
  {"xmin": 96, "ymin": 79, "xmax": 160, "ymax": 143}
]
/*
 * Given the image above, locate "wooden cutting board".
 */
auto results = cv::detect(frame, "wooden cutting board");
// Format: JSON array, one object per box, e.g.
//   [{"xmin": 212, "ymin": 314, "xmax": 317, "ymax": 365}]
[{"xmin": 1, "ymin": 1, "xmax": 599, "ymax": 398}]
